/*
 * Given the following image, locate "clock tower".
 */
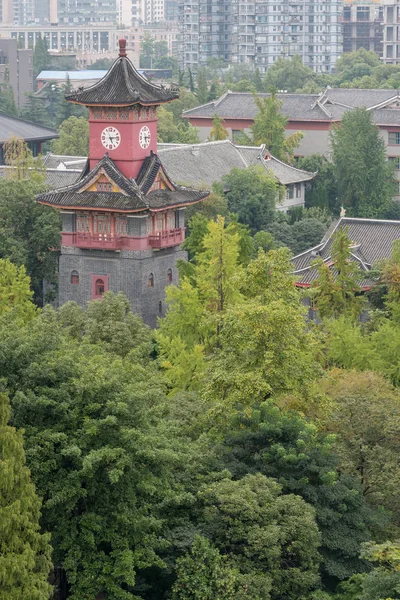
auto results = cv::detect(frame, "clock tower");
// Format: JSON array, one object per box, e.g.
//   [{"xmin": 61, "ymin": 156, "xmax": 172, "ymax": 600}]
[
  {"xmin": 36, "ymin": 39, "xmax": 208, "ymax": 327},
  {"xmin": 67, "ymin": 38, "xmax": 178, "ymax": 180}
]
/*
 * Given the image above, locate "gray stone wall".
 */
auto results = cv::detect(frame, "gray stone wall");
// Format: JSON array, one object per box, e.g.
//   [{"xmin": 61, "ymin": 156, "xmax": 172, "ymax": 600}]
[{"xmin": 58, "ymin": 245, "xmax": 186, "ymax": 327}]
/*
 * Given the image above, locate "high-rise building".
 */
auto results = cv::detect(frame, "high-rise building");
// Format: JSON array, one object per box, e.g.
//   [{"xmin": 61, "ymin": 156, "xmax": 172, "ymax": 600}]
[
  {"xmin": 117, "ymin": 0, "xmax": 133, "ymax": 25},
  {"xmin": 0, "ymin": 0, "xmax": 35, "ymax": 24},
  {"xmin": 0, "ymin": 38, "xmax": 33, "ymax": 107},
  {"xmin": 179, "ymin": 0, "xmax": 342, "ymax": 74},
  {"xmin": 165, "ymin": 0, "xmax": 179, "ymax": 21},
  {"xmin": 178, "ymin": 0, "xmax": 232, "ymax": 73},
  {"xmin": 49, "ymin": 0, "xmax": 118, "ymax": 24},
  {"xmin": 382, "ymin": 0, "xmax": 400, "ymax": 63},
  {"xmin": 343, "ymin": 0, "xmax": 383, "ymax": 56},
  {"xmin": 131, "ymin": 0, "xmax": 166, "ymax": 24},
  {"xmin": 233, "ymin": 0, "xmax": 343, "ymax": 74}
]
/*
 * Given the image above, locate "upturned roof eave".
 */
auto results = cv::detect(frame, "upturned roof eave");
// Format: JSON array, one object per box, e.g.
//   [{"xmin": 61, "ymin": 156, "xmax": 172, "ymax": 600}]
[
  {"xmin": 67, "ymin": 97, "xmax": 178, "ymax": 108},
  {"xmin": 36, "ymin": 200, "xmax": 149, "ymax": 213}
]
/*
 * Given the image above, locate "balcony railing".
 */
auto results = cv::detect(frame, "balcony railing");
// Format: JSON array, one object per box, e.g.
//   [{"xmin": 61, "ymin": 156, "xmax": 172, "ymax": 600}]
[
  {"xmin": 62, "ymin": 228, "xmax": 185, "ymax": 251},
  {"xmin": 149, "ymin": 228, "xmax": 184, "ymax": 249}
]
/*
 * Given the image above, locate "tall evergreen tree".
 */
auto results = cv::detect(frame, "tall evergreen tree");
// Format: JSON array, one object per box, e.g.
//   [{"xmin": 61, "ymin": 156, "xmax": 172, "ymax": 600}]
[
  {"xmin": 0, "ymin": 392, "xmax": 53, "ymax": 599},
  {"xmin": 331, "ymin": 108, "xmax": 396, "ymax": 217},
  {"xmin": 196, "ymin": 68, "xmax": 208, "ymax": 105},
  {"xmin": 0, "ymin": 67, "xmax": 17, "ymax": 116},
  {"xmin": 33, "ymin": 36, "xmax": 52, "ymax": 80}
]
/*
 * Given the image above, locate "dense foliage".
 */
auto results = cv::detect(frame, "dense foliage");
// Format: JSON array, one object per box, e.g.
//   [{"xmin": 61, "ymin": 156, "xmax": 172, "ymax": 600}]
[{"xmin": 3, "ymin": 48, "xmax": 400, "ymax": 600}]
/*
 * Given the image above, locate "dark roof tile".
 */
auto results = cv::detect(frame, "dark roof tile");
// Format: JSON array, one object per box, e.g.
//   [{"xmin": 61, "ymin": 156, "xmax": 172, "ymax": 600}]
[
  {"xmin": 66, "ymin": 55, "xmax": 179, "ymax": 106},
  {"xmin": 0, "ymin": 112, "xmax": 58, "ymax": 143},
  {"xmin": 292, "ymin": 217, "xmax": 400, "ymax": 286}
]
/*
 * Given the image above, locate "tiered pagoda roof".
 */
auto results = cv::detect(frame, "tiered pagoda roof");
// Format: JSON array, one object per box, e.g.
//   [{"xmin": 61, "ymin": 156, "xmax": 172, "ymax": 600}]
[
  {"xmin": 36, "ymin": 154, "xmax": 208, "ymax": 212},
  {"xmin": 66, "ymin": 39, "xmax": 179, "ymax": 107}
]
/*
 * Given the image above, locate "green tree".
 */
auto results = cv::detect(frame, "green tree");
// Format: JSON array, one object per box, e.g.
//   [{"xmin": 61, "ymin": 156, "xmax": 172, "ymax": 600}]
[
  {"xmin": 19, "ymin": 93, "xmax": 49, "ymax": 127},
  {"xmin": 291, "ymin": 218, "xmax": 327, "ymax": 254},
  {"xmin": 297, "ymin": 154, "xmax": 340, "ymax": 214},
  {"xmin": 154, "ymin": 40, "xmax": 169, "ymax": 60},
  {"xmin": 157, "ymin": 216, "xmax": 243, "ymax": 391},
  {"xmin": 33, "ymin": 35, "xmax": 52, "ymax": 79},
  {"xmin": 311, "ymin": 228, "xmax": 364, "ymax": 320},
  {"xmin": 3, "ymin": 136, "xmax": 46, "ymax": 183},
  {"xmin": 331, "ymin": 108, "xmax": 396, "ymax": 217},
  {"xmin": 140, "ymin": 32, "xmax": 155, "ymax": 68},
  {"xmin": 204, "ymin": 248, "xmax": 319, "ymax": 407},
  {"xmin": 0, "ymin": 67, "xmax": 17, "ymax": 116},
  {"xmin": 321, "ymin": 370, "xmax": 400, "ymax": 524},
  {"xmin": 0, "ymin": 178, "xmax": 60, "ymax": 305},
  {"xmin": 172, "ymin": 536, "xmax": 239, "ymax": 599},
  {"xmin": 221, "ymin": 401, "xmax": 376, "ymax": 584},
  {"xmin": 264, "ymin": 55, "xmax": 316, "ymax": 92},
  {"xmin": 197, "ymin": 67, "xmax": 208, "ymax": 104},
  {"xmin": 209, "ymin": 114, "xmax": 229, "ymax": 141},
  {"xmin": 0, "ymin": 296, "xmax": 181, "ymax": 599},
  {"xmin": 53, "ymin": 116, "xmax": 89, "ymax": 156},
  {"xmin": 223, "ymin": 165, "xmax": 281, "ymax": 233},
  {"xmin": 252, "ymin": 92, "xmax": 303, "ymax": 161},
  {"xmin": 0, "ymin": 392, "xmax": 53, "ymax": 599},
  {"xmin": 360, "ymin": 541, "xmax": 400, "ymax": 600},
  {"xmin": 0, "ymin": 258, "xmax": 37, "ymax": 324},
  {"xmin": 198, "ymin": 473, "xmax": 321, "ymax": 600},
  {"xmin": 89, "ymin": 57, "xmax": 114, "ymax": 70},
  {"xmin": 157, "ymin": 105, "xmax": 180, "ymax": 142}
]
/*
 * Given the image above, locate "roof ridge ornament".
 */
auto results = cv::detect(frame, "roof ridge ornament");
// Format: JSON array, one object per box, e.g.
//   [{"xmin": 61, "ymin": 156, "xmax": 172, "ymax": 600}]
[{"xmin": 119, "ymin": 38, "xmax": 127, "ymax": 58}]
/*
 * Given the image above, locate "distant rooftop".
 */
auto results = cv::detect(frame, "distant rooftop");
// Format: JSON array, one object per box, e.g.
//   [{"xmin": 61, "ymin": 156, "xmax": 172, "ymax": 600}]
[
  {"xmin": 183, "ymin": 88, "xmax": 400, "ymax": 126},
  {"xmin": 37, "ymin": 70, "xmax": 108, "ymax": 81},
  {"xmin": 292, "ymin": 217, "xmax": 400, "ymax": 288},
  {"xmin": 0, "ymin": 113, "xmax": 58, "ymax": 143}
]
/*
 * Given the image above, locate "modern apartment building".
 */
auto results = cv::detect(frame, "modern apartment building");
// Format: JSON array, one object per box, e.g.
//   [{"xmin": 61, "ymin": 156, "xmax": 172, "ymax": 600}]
[
  {"xmin": 342, "ymin": 0, "xmax": 383, "ymax": 56},
  {"xmin": 382, "ymin": 0, "xmax": 400, "ymax": 63},
  {"xmin": 0, "ymin": 0, "xmax": 35, "ymax": 25},
  {"xmin": 0, "ymin": 38, "xmax": 33, "ymax": 107},
  {"xmin": 178, "ymin": 0, "xmax": 232, "ymax": 73},
  {"xmin": 179, "ymin": 0, "xmax": 342, "ymax": 74}
]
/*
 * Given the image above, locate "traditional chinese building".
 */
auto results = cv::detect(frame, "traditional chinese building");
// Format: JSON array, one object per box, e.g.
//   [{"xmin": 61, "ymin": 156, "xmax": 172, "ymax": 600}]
[{"xmin": 37, "ymin": 39, "xmax": 208, "ymax": 326}]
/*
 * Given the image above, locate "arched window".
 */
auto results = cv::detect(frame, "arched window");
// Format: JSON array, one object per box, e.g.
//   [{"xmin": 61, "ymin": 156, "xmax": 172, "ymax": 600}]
[
  {"xmin": 159, "ymin": 300, "xmax": 163, "ymax": 314},
  {"xmin": 167, "ymin": 268, "xmax": 172, "ymax": 283},
  {"xmin": 148, "ymin": 273, "xmax": 154, "ymax": 288},
  {"xmin": 71, "ymin": 270, "xmax": 79, "ymax": 284},
  {"xmin": 95, "ymin": 278, "xmax": 105, "ymax": 296}
]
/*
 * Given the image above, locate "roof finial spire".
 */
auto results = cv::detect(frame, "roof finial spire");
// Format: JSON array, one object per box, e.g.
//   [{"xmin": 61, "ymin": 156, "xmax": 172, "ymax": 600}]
[{"xmin": 119, "ymin": 38, "xmax": 127, "ymax": 58}]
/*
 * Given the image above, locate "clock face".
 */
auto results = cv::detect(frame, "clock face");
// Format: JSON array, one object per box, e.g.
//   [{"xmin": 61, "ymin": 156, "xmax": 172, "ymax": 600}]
[
  {"xmin": 139, "ymin": 126, "xmax": 151, "ymax": 149},
  {"xmin": 101, "ymin": 126, "xmax": 121, "ymax": 151}
]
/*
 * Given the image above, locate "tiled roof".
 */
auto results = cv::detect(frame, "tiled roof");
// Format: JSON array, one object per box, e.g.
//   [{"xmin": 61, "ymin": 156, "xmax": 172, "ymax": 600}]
[
  {"xmin": 66, "ymin": 55, "xmax": 179, "ymax": 106},
  {"xmin": 183, "ymin": 92, "xmax": 326, "ymax": 121},
  {"xmin": 157, "ymin": 140, "xmax": 315, "ymax": 187},
  {"xmin": 292, "ymin": 217, "xmax": 400, "ymax": 287},
  {"xmin": 371, "ymin": 108, "xmax": 400, "ymax": 126},
  {"xmin": 184, "ymin": 88, "xmax": 400, "ymax": 125},
  {"xmin": 322, "ymin": 88, "xmax": 398, "ymax": 108},
  {"xmin": 43, "ymin": 153, "xmax": 87, "ymax": 170},
  {"xmin": 36, "ymin": 153, "xmax": 208, "ymax": 211},
  {"xmin": 0, "ymin": 165, "xmax": 81, "ymax": 188},
  {"xmin": 0, "ymin": 113, "xmax": 58, "ymax": 143},
  {"xmin": 37, "ymin": 154, "xmax": 148, "ymax": 211}
]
